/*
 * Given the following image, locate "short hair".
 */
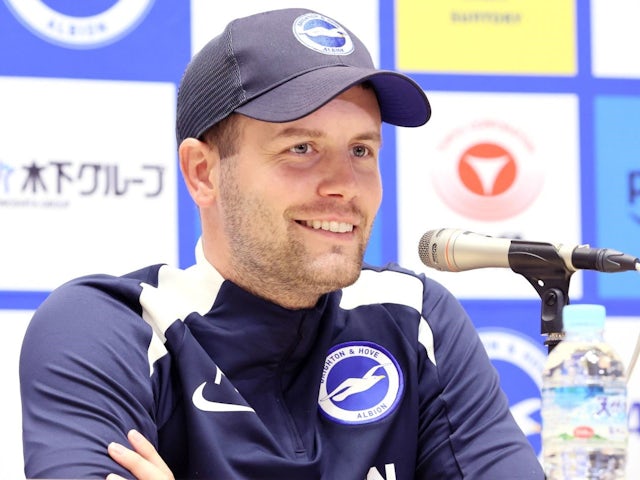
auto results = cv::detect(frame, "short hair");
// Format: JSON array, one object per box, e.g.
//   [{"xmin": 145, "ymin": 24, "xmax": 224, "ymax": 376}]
[{"xmin": 200, "ymin": 113, "xmax": 242, "ymax": 159}]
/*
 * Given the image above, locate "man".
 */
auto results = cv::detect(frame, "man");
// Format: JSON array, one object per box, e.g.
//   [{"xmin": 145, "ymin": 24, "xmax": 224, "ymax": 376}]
[{"xmin": 20, "ymin": 8, "xmax": 544, "ymax": 480}]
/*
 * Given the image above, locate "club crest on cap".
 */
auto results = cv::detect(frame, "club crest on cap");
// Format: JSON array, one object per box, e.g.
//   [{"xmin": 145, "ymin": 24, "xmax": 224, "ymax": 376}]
[
  {"xmin": 292, "ymin": 13, "xmax": 354, "ymax": 56},
  {"xmin": 318, "ymin": 341, "xmax": 404, "ymax": 425}
]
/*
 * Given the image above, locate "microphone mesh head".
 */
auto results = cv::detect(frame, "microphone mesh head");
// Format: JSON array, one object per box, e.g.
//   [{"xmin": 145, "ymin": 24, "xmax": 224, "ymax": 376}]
[{"xmin": 418, "ymin": 230, "xmax": 436, "ymax": 267}]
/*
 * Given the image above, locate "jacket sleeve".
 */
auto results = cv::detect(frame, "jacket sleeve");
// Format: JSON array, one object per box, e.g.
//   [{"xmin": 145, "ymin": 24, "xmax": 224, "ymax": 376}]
[
  {"xmin": 19, "ymin": 276, "xmax": 158, "ymax": 479},
  {"xmin": 415, "ymin": 276, "xmax": 544, "ymax": 479}
]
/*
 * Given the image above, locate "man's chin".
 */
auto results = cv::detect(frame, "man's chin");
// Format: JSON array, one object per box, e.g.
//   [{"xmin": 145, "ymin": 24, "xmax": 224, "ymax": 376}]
[{"xmin": 307, "ymin": 254, "xmax": 363, "ymax": 290}]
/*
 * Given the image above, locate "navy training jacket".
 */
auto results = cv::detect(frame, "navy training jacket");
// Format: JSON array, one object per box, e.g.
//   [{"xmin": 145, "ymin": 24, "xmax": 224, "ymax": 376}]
[{"xmin": 20, "ymin": 243, "xmax": 543, "ymax": 479}]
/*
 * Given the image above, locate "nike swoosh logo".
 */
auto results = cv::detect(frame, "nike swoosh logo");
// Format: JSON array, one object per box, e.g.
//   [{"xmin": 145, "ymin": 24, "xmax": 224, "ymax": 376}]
[{"xmin": 192, "ymin": 382, "xmax": 255, "ymax": 413}]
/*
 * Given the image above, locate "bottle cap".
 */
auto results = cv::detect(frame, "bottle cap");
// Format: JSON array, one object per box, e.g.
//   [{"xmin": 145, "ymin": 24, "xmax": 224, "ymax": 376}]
[{"xmin": 562, "ymin": 304, "xmax": 606, "ymax": 331}]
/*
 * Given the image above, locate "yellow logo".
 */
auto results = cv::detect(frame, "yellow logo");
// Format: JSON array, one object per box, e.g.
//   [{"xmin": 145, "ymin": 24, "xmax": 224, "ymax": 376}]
[{"xmin": 396, "ymin": 0, "xmax": 576, "ymax": 75}]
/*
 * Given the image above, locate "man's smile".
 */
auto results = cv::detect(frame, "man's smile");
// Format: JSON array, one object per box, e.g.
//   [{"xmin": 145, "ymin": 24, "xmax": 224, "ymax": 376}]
[{"xmin": 299, "ymin": 219, "xmax": 355, "ymax": 233}]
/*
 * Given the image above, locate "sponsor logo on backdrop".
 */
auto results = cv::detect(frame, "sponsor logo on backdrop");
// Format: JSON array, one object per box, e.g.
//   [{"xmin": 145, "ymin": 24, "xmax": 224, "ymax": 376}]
[
  {"xmin": 318, "ymin": 342, "xmax": 404, "ymax": 425},
  {"xmin": 431, "ymin": 119, "xmax": 543, "ymax": 220},
  {"xmin": 479, "ymin": 328, "xmax": 545, "ymax": 456},
  {"xmin": 0, "ymin": 160, "xmax": 13, "ymax": 194},
  {"xmin": 396, "ymin": 1, "xmax": 575, "ymax": 75},
  {"xmin": 0, "ymin": 157, "xmax": 165, "ymax": 208},
  {"xmin": 450, "ymin": 10, "xmax": 521, "ymax": 25},
  {"xmin": 629, "ymin": 170, "xmax": 640, "ymax": 223},
  {"xmin": 3, "ymin": 0, "xmax": 155, "ymax": 48}
]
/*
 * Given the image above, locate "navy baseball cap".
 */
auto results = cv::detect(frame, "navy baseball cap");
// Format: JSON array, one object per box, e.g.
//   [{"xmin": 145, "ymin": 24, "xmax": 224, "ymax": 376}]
[{"xmin": 176, "ymin": 8, "xmax": 431, "ymax": 145}]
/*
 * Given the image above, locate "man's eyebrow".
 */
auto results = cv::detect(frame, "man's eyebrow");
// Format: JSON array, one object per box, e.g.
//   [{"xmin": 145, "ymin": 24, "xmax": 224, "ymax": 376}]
[
  {"xmin": 274, "ymin": 127, "xmax": 325, "ymax": 139},
  {"xmin": 356, "ymin": 132, "xmax": 382, "ymax": 143},
  {"xmin": 274, "ymin": 127, "xmax": 381, "ymax": 143}
]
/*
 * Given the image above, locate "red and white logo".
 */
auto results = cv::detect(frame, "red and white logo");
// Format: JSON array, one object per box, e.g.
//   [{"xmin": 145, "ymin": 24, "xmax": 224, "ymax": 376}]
[
  {"xmin": 458, "ymin": 143, "xmax": 516, "ymax": 196},
  {"xmin": 431, "ymin": 120, "xmax": 544, "ymax": 221}
]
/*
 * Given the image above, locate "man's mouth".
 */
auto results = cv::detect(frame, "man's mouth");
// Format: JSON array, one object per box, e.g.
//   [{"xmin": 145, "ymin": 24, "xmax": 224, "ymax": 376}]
[{"xmin": 299, "ymin": 220, "xmax": 355, "ymax": 233}]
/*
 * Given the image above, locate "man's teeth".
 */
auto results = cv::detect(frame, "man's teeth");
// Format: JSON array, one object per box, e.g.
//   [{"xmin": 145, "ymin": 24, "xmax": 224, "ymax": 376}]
[{"xmin": 303, "ymin": 220, "xmax": 354, "ymax": 233}]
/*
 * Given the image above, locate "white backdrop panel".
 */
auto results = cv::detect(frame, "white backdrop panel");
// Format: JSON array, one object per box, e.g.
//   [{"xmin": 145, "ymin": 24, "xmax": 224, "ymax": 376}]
[{"xmin": 0, "ymin": 77, "xmax": 178, "ymax": 291}]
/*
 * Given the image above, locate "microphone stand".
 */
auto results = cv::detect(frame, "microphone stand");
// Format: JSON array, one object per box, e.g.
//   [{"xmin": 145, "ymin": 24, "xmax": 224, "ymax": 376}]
[{"xmin": 508, "ymin": 241, "xmax": 573, "ymax": 354}]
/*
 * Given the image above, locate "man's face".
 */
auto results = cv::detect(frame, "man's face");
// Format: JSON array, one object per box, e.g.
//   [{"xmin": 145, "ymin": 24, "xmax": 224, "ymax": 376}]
[{"xmin": 211, "ymin": 85, "xmax": 383, "ymax": 308}]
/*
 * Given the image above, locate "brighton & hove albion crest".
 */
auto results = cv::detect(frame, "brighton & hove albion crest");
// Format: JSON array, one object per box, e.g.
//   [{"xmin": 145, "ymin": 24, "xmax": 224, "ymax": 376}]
[
  {"xmin": 292, "ymin": 12, "xmax": 354, "ymax": 55},
  {"xmin": 318, "ymin": 341, "xmax": 404, "ymax": 425},
  {"xmin": 3, "ymin": 0, "xmax": 155, "ymax": 49},
  {"xmin": 479, "ymin": 327, "xmax": 546, "ymax": 456}
]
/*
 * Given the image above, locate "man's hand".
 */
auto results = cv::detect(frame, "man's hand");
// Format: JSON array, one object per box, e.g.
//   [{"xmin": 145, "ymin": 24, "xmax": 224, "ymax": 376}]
[{"xmin": 106, "ymin": 429, "xmax": 174, "ymax": 480}]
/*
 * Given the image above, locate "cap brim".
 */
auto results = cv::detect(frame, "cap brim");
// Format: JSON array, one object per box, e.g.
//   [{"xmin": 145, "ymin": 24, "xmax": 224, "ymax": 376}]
[{"xmin": 234, "ymin": 65, "xmax": 431, "ymax": 127}]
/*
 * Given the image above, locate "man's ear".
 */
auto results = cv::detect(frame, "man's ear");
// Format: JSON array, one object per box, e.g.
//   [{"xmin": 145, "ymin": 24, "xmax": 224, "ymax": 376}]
[{"xmin": 179, "ymin": 138, "xmax": 219, "ymax": 206}]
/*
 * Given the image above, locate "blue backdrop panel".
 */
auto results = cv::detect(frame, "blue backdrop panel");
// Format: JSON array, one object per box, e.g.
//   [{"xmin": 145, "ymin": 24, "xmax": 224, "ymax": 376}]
[
  {"xmin": 594, "ymin": 96, "xmax": 640, "ymax": 299},
  {"xmin": 0, "ymin": 0, "xmax": 190, "ymax": 81}
]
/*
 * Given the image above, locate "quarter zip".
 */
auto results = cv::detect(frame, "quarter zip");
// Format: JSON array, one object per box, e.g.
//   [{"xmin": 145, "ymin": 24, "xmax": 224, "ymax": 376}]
[
  {"xmin": 187, "ymin": 279, "xmax": 334, "ymax": 460},
  {"xmin": 274, "ymin": 309, "xmax": 317, "ymax": 459}
]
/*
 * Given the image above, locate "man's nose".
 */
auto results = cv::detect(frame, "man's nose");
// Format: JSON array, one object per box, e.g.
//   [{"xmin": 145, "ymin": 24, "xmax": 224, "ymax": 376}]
[{"xmin": 317, "ymin": 153, "xmax": 359, "ymax": 200}]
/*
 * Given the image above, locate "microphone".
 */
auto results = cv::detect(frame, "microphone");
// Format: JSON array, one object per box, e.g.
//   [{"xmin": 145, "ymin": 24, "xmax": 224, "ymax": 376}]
[{"xmin": 418, "ymin": 228, "xmax": 640, "ymax": 274}]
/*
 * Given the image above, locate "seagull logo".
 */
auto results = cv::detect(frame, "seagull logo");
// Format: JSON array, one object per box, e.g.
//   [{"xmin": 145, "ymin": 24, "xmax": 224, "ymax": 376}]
[
  {"xmin": 302, "ymin": 26, "xmax": 346, "ymax": 38},
  {"xmin": 301, "ymin": 26, "xmax": 347, "ymax": 48},
  {"xmin": 320, "ymin": 364, "xmax": 389, "ymax": 402},
  {"xmin": 318, "ymin": 342, "xmax": 403, "ymax": 425}
]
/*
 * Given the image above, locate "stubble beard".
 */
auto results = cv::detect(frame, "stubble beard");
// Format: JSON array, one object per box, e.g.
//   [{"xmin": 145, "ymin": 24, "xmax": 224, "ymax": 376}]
[{"xmin": 218, "ymin": 168, "xmax": 367, "ymax": 308}]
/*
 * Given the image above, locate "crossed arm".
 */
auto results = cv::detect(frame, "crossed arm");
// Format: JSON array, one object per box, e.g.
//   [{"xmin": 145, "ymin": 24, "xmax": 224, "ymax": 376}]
[{"xmin": 106, "ymin": 430, "xmax": 174, "ymax": 480}]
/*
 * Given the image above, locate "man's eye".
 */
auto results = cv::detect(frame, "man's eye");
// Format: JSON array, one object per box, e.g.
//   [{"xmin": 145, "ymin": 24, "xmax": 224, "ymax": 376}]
[
  {"xmin": 290, "ymin": 143, "xmax": 311, "ymax": 154},
  {"xmin": 353, "ymin": 145, "xmax": 370, "ymax": 158}
]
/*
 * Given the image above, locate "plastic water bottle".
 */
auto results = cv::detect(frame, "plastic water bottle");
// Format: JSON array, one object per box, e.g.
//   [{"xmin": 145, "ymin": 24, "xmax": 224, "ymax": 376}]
[{"xmin": 541, "ymin": 304, "xmax": 627, "ymax": 479}]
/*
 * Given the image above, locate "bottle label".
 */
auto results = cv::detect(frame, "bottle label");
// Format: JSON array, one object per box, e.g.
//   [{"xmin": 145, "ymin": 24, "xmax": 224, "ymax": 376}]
[{"xmin": 542, "ymin": 385, "xmax": 627, "ymax": 444}]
